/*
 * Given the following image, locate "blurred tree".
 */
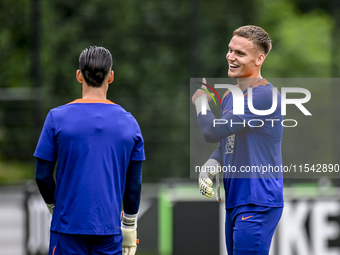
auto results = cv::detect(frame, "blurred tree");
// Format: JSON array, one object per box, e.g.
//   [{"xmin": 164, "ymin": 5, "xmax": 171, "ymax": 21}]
[
  {"xmin": 255, "ymin": 0, "xmax": 334, "ymax": 78},
  {"xmin": 0, "ymin": 0, "xmax": 31, "ymax": 89},
  {"xmin": 0, "ymin": 0, "xmax": 36, "ymax": 162}
]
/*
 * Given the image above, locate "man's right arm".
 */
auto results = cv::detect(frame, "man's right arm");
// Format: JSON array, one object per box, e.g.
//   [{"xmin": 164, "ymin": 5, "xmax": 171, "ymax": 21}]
[
  {"xmin": 35, "ymin": 157, "xmax": 56, "ymax": 214},
  {"xmin": 193, "ymin": 88, "xmax": 246, "ymax": 143},
  {"xmin": 197, "ymin": 110, "xmax": 246, "ymax": 143}
]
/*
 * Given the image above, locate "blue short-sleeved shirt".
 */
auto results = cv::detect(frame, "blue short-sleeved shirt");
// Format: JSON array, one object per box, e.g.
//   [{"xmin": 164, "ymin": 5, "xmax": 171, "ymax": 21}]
[
  {"xmin": 34, "ymin": 99, "xmax": 145, "ymax": 235},
  {"xmin": 221, "ymin": 80, "xmax": 284, "ymax": 209}
]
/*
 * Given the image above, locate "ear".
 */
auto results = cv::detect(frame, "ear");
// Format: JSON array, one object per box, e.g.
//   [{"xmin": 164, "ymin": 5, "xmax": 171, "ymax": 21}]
[
  {"xmin": 76, "ymin": 70, "xmax": 83, "ymax": 83},
  {"xmin": 256, "ymin": 54, "xmax": 265, "ymax": 66},
  {"xmin": 108, "ymin": 70, "xmax": 114, "ymax": 84}
]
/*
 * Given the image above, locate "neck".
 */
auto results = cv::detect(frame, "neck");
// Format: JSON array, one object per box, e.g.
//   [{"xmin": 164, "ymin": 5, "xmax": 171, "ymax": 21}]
[
  {"xmin": 237, "ymin": 75, "xmax": 263, "ymax": 91},
  {"xmin": 82, "ymin": 83, "xmax": 108, "ymax": 100}
]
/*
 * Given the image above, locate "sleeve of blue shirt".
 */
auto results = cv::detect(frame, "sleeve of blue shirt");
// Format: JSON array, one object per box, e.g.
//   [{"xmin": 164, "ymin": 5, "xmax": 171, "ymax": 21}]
[
  {"xmin": 197, "ymin": 110, "xmax": 247, "ymax": 143},
  {"xmin": 34, "ymin": 111, "xmax": 57, "ymax": 162},
  {"xmin": 35, "ymin": 157, "xmax": 56, "ymax": 204},
  {"xmin": 209, "ymin": 142, "xmax": 223, "ymax": 165},
  {"xmin": 123, "ymin": 160, "xmax": 143, "ymax": 215}
]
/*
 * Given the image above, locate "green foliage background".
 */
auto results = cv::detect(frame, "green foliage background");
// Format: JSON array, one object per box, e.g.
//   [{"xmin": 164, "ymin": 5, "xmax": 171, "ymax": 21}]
[{"xmin": 0, "ymin": 0, "xmax": 339, "ymax": 183}]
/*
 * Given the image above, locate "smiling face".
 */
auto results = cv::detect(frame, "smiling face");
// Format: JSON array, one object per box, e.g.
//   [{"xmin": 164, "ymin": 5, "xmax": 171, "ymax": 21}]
[{"xmin": 226, "ymin": 35, "xmax": 265, "ymax": 78}]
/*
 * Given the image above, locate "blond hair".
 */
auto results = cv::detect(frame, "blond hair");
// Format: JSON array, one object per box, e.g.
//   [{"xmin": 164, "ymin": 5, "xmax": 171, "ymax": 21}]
[{"xmin": 233, "ymin": 25, "xmax": 272, "ymax": 56}]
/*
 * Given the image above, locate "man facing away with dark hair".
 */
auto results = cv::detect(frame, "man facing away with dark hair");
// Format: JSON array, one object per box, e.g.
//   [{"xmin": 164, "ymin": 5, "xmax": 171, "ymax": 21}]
[
  {"xmin": 34, "ymin": 46, "xmax": 145, "ymax": 255},
  {"xmin": 192, "ymin": 25, "xmax": 283, "ymax": 255}
]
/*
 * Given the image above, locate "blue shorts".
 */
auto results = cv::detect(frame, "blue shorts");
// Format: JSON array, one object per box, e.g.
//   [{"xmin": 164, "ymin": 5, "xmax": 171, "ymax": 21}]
[
  {"xmin": 225, "ymin": 205, "xmax": 283, "ymax": 255},
  {"xmin": 49, "ymin": 231, "xmax": 122, "ymax": 255}
]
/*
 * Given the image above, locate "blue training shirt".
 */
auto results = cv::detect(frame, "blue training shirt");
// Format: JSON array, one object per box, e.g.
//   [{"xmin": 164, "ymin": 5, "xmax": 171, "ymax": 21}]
[
  {"xmin": 221, "ymin": 79, "xmax": 284, "ymax": 209},
  {"xmin": 34, "ymin": 99, "xmax": 145, "ymax": 235}
]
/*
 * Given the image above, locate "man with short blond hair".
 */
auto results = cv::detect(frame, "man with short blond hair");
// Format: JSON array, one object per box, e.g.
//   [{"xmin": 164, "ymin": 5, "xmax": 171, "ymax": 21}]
[{"xmin": 192, "ymin": 25, "xmax": 283, "ymax": 255}]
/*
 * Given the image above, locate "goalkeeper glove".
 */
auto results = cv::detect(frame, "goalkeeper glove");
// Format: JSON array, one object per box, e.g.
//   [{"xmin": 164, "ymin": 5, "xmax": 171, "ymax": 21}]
[
  {"xmin": 121, "ymin": 212, "xmax": 138, "ymax": 255},
  {"xmin": 198, "ymin": 159, "xmax": 221, "ymax": 199},
  {"xmin": 46, "ymin": 203, "xmax": 55, "ymax": 215}
]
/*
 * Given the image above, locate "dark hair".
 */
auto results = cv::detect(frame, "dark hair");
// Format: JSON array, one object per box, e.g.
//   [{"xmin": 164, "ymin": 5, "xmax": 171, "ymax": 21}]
[
  {"xmin": 233, "ymin": 25, "xmax": 272, "ymax": 56},
  {"xmin": 79, "ymin": 46, "xmax": 112, "ymax": 87}
]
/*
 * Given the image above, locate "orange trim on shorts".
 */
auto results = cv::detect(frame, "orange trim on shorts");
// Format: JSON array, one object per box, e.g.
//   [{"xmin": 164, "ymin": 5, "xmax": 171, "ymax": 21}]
[
  {"xmin": 67, "ymin": 98, "xmax": 116, "ymax": 105},
  {"xmin": 52, "ymin": 245, "xmax": 56, "ymax": 255}
]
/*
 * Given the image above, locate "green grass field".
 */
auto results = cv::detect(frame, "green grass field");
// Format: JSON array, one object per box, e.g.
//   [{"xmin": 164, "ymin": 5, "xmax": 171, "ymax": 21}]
[{"xmin": 0, "ymin": 160, "xmax": 35, "ymax": 184}]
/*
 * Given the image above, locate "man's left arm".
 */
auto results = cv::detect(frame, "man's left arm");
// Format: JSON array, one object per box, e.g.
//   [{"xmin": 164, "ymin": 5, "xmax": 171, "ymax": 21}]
[{"xmin": 122, "ymin": 160, "xmax": 143, "ymax": 255}]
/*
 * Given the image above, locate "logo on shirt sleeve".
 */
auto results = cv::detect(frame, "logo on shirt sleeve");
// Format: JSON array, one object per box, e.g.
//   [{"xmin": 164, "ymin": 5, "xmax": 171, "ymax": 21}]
[{"xmin": 225, "ymin": 134, "xmax": 235, "ymax": 154}]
